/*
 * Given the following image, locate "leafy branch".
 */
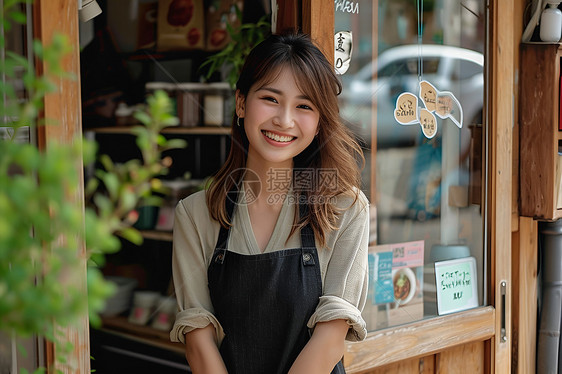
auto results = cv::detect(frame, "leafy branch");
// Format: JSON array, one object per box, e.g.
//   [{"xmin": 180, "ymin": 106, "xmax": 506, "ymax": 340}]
[
  {"xmin": 0, "ymin": 1, "xmax": 186, "ymax": 372},
  {"xmin": 199, "ymin": 10, "xmax": 271, "ymax": 88}
]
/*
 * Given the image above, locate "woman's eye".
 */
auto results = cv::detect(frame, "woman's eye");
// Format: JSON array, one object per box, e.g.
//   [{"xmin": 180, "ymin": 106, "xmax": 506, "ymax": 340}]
[
  {"xmin": 298, "ymin": 104, "xmax": 313, "ymax": 110},
  {"xmin": 262, "ymin": 96, "xmax": 278, "ymax": 103}
]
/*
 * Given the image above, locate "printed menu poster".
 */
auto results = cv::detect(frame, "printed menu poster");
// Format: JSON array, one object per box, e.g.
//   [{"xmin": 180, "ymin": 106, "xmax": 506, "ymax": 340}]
[{"xmin": 363, "ymin": 241, "xmax": 424, "ymax": 329}]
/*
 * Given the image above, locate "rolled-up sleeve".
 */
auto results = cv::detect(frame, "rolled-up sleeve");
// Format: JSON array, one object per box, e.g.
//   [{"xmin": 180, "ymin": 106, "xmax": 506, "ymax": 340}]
[
  {"xmin": 307, "ymin": 196, "xmax": 370, "ymax": 341},
  {"xmin": 170, "ymin": 198, "xmax": 224, "ymax": 344}
]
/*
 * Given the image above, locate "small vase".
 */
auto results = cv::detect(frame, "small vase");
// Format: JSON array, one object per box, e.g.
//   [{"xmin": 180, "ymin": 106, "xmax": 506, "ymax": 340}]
[{"xmin": 540, "ymin": 3, "xmax": 562, "ymax": 43}]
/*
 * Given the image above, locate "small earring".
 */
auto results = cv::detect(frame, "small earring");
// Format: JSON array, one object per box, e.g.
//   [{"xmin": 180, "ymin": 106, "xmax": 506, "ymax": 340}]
[{"xmin": 237, "ymin": 116, "xmax": 241, "ymax": 127}]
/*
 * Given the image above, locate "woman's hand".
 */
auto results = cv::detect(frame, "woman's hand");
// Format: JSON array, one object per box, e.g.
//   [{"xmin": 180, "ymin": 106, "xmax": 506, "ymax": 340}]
[
  {"xmin": 288, "ymin": 319, "xmax": 349, "ymax": 374},
  {"xmin": 184, "ymin": 324, "xmax": 228, "ymax": 374}
]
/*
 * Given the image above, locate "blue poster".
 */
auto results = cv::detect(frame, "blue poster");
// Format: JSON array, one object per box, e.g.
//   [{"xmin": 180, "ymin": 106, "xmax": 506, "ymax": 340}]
[{"xmin": 369, "ymin": 251, "xmax": 394, "ymax": 304}]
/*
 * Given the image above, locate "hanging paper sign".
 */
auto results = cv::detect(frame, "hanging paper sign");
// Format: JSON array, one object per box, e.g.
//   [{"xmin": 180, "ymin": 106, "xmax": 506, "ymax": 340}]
[
  {"xmin": 419, "ymin": 108, "xmax": 437, "ymax": 139},
  {"xmin": 419, "ymin": 80, "xmax": 463, "ymax": 128},
  {"xmin": 419, "ymin": 80, "xmax": 437, "ymax": 112},
  {"xmin": 435, "ymin": 257, "xmax": 478, "ymax": 315},
  {"xmin": 436, "ymin": 95, "xmax": 453, "ymax": 118},
  {"xmin": 394, "ymin": 92, "xmax": 418, "ymax": 125},
  {"xmin": 435, "ymin": 91, "xmax": 463, "ymax": 128},
  {"xmin": 334, "ymin": 31, "xmax": 352, "ymax": 75},
  {"xmin": 393, "ymin": 80, "xmax": 464, "ymax": 139}
]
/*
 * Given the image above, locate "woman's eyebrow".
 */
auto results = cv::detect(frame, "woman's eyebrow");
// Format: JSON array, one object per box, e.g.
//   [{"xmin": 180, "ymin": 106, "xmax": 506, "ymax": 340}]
[{"xmin": 258, "ymin": 86, "xmax": 312, "ymax": 101}]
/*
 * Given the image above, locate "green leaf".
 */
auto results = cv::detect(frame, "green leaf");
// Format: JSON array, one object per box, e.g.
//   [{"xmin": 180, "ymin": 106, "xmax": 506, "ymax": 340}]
[
  {"xmin": 133, "ymin": 111, "xmax": 151, "ymax": 126},
  {"xmin": 161, "ymin": 116, "xmax": 179, "ymax": 127},
  {"xmin": 84, "ymin": 178, "xmax": 99, "ymax": 197},
  {"xmin": 99, "ymin": 154, "xmax": 114, "ymax": 172},
  {"xmin": 100, "ymin": 172, "xmax": 119, "ymax": 200},
  {"xmin": 141, "ymin": 195, "xmax": 163, "ymax": 207},
  {"xmin": 161, "ymin": 138, "xmax": 187, "ymax": 151},
  {"xmin": 8, "ymin": 10, "xmax": 26, "ymax": 24},
  {"xmin": 118, "ymin": 227, "xmax": 143, "ymax": 245},
  {"xmin": 32, "ymin": 40, "xmax": 43, "ymax": 59},
  {"xmin": 93, "ymin": 194, "xmax": 112, "ymax": 216},
  {"xmin": 120, "ymin": 188, "xmax": 138, "ymax": 213},
  {"xmin": 5, "ymin": 50, "xmax": 30, "ymax": 70},
  {"xmin": 17, "ymin": 340, "xmax": 28, "ymax": 358}
]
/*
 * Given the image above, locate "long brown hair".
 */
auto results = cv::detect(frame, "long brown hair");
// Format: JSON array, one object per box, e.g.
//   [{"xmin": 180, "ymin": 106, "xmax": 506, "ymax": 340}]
[{"xmin": 206, "ymin": 33, "xmax": 364, "ymax": 248}]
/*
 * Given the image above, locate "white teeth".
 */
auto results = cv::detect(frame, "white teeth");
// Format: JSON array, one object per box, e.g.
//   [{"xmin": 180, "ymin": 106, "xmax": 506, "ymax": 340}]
[{"xmin": 263, "ymin": 131, "xmax": 294, "ymax": 143}]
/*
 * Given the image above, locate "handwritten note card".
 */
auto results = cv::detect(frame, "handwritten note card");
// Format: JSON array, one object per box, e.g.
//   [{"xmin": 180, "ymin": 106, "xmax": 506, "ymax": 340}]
[{"xmin": 435, "ymin": 257, "xmax": 478, "ymax": 315}]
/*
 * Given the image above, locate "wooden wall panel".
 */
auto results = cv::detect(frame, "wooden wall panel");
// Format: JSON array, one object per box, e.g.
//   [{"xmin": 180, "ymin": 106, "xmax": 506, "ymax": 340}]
[
  {"xmin": 436, "ymin": 341, "xmax": 485, "ymax": 374},
  {"xmin": 511, "ymin": 217, "xmax": 538, "ymax": 374},
  {"xmin": 362, "ymin": 355, "xmax": 434, "ymax": 374},
  {"xmin": 352, "ymin": 341, "xmax": 485, "ymax": 374}
]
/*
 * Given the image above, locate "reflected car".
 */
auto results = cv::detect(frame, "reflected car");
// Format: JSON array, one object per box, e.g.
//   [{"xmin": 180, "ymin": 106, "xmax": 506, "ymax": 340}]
[{"xmin": 339, "ymin": 44, "xmax": 484, "ymax": 147}]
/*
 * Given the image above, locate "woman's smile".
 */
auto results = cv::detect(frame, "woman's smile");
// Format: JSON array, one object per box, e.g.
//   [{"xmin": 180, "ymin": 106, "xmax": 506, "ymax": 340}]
[{"xmin": 261, "ymin": 130, "xmax": 297, "ymax": 145}]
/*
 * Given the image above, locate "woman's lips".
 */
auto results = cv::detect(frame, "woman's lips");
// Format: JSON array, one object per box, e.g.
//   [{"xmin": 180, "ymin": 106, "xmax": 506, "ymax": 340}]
[{"xmin": 262, "ymin": 130, "xmax": 296, "ymax": 144}]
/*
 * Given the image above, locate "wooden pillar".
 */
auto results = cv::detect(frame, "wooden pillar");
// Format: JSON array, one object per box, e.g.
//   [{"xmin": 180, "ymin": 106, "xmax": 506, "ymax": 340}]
[
  {"xmin": 302, "ymin": 0, "xmax": 334, "ymax": 64},
  {"xmin": 33, "ymin": 0, "xmax": 88, "ymax": 373},
  {"xmin": 275, "ymin": 0, "xmax": 300, "ymax": 34}
]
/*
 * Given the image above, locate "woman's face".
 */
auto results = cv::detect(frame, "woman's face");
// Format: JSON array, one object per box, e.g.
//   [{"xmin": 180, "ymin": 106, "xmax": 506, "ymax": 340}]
[{"xmin": 236, "ymin": 66, "xmax": 320, "ymax": 168}]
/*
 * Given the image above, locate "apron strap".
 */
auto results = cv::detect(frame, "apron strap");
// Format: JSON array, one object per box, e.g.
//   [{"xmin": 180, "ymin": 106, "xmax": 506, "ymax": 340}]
[
  {"xmin": 298, "ymin": 201, "xmax": 316, "ymax": 250},
  {"xmin": 214, "ymin": 189, "xmax": 238, "ymax": 253}
]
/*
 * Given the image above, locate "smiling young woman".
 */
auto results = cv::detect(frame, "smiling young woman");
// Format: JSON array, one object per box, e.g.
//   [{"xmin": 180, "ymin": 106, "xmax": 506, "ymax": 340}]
[{"xmin": 170, "ymin": 33, "xmax": 369, "ymax": 374}]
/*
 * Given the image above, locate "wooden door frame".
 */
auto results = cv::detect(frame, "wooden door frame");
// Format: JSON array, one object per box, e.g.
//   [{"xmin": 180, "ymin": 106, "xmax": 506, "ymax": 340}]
[
  {"xmin": 33, "ymin": 0, "xmax": 89, "ymax": 372},
  {"xmin": 487, "ymin": 0, "xmax": 515, "ymax": 372}
]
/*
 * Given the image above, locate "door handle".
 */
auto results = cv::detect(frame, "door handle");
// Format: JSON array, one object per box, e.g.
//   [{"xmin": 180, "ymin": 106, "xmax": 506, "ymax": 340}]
[{"xmin": 500, "ymin": 280, "xmax": 507, "ymax": 343}]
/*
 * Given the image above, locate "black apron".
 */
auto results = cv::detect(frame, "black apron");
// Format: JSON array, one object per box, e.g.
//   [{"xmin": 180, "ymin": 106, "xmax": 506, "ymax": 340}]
[{"xmin": 207, "ymin": 194, "xmax": 345, "ymax": 374}]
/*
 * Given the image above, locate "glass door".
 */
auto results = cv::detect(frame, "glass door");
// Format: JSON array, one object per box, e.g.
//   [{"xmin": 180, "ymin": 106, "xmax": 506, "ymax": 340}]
[{"xmin": 335, "ymin": 0, "xmax": 487, "ymax": 331}]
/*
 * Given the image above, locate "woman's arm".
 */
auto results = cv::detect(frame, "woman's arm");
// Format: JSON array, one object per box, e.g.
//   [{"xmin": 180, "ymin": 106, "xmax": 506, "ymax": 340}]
[
  {"xmin": 184, "ymin": 324, "xmax": 228, "ymax": 374},
  {"xmin": 288, "ymin": 319, "xmax": 349, "ymax": 374}
]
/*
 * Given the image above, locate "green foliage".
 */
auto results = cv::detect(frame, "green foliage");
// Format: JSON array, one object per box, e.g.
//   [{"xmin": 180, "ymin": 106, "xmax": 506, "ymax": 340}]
[
  {"xmin": 85, "ymin": 90, "xmax": 186, "ymax": 274},
  {"xmin": 200, "ymin": 10, "xmax": 271, "ymax": 88},
  {"xmin": 0, "ymin": 0, "xmax": 185, "ymax": 371}
]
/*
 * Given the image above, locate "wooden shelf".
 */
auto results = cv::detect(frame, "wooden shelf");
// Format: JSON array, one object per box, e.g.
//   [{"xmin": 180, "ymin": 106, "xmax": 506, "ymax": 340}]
[
  {"xmin": 140, "ymin": 230, "xmax": 173, "ymax": 242},
  {"xmin": 101, "ymin": 316, "xmax": 184, "ymax": 354},
  {"xmin": 122, "ymin": 48, "xmax": 214, "ymax": 62},
  {"xmin": 85, "ymin": 125, "xmax": 232, "ymax": 136}
]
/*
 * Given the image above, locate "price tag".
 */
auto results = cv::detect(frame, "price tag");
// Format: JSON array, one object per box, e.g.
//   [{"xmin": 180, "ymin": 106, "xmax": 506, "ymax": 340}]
[{"xmin": 435, "ymin": 256, "xmax": 478, "ymax": 315}]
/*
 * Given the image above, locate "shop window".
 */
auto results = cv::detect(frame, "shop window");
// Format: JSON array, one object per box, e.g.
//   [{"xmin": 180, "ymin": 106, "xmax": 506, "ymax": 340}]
[{"xmin": 336, "ymin": 0, "xmax": 486, "ymax": 331}]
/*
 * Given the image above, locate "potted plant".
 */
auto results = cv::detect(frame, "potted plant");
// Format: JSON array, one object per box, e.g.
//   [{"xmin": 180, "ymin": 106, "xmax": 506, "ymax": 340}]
[{"xmin": 200, "ymin": 9, "xmax": 271, "ymax": 88}]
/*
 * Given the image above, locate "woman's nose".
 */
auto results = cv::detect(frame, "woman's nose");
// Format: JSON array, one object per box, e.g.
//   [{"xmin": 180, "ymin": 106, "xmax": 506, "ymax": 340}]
[{"xmin": 273, "ymin": 106, "xmax": 294, "ymax": 128}]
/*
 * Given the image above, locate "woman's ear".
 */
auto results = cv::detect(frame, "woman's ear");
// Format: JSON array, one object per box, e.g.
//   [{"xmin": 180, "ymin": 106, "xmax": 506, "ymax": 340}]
[{"xmin": 235, "ymin": 90, "xmax": 245, "ymax": 118}]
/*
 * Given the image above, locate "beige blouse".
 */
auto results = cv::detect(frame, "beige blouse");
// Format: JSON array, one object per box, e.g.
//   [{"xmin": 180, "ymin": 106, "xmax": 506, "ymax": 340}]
[{"xmin": 170, "ymin": 188, "xmax": 370, "ymax": 345}]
